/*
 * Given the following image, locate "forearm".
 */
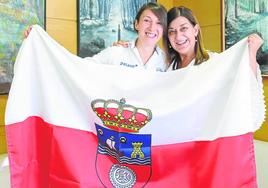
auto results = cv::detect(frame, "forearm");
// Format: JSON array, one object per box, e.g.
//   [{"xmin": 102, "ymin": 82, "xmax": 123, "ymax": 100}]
[
  {"xmin": 247, "ymin": 34, "xmax": 263, "ymax": 77},
  {"xmin": 249, "ymin": 52, "xmax": 257, "ymax": 77}
]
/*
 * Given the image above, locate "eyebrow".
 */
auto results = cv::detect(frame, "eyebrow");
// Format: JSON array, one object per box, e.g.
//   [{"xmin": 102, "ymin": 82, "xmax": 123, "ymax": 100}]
[
  {"xmin": 180, "ymin": 23, "xmax": 189, "ymax": 26},
  {"xmin": 143, "ymin": 16, "xmax": 152, "ymax": 19},
  {"xmin": 168, "ymin": 22, "xmax": 189, "ymax": 29}
]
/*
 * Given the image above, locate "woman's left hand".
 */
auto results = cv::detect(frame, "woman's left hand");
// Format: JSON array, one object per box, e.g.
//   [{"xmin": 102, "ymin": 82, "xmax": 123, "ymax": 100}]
[
  {"xmin": 247, "ymin": 33, "xmax": 263, "ymax": 76},
  {"xmin": 248, "ymin": 33, "xmax": 263, "ymax": 56}
]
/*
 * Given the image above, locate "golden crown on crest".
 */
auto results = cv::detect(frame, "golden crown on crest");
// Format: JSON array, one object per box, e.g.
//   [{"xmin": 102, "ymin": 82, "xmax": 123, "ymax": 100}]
[{"xmin": 91, "ymin": 98, "xmax": 152, "ymax": 133}]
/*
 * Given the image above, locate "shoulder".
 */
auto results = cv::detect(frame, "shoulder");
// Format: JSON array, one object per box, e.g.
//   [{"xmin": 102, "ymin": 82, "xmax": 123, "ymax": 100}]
[
  {"xmin": 155, "ymin": 45, "xmax": 166, "ymax": 57},
  {"xmin": 151, "ymin": 45, "xmax": 168, "ymax": 71},
  {"xmin": 207, "ymin": 50, "xmax": 218, "ymax": 59},
  {"xmin": 155, "ymin": 45, "xmax": 167, "ymax": 65}
]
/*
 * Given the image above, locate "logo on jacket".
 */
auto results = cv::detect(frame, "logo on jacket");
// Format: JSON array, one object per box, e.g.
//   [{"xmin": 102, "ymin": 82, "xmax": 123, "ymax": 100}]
[{"xmin": 91, "ymin": 98, "xmax": 152, "ymax": 188}]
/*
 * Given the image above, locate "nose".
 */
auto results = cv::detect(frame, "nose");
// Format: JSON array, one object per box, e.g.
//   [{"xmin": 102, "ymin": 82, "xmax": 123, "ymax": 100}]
[
  {"xmin": 148, "ymin": 22, "xmax": 156, "ymax": 31},
  {"xmin": 174, "ymin": 30, "xmax": 182, "ymax": 40},
  {"xmin": 149, "ymin": 20, "xmax": 161, "ymax": 31}
]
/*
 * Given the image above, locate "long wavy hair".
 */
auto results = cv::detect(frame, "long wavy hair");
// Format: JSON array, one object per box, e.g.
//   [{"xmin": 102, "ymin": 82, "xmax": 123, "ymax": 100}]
[{"xmin": 165, "ymin": 6, "xmax": 209, "ymax": 70}]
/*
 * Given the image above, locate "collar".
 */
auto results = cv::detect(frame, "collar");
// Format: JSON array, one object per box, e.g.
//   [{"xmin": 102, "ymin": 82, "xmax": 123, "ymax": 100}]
[{"xmin": 130, "ymin": 39, "xmax": 161, "ymax": 55}]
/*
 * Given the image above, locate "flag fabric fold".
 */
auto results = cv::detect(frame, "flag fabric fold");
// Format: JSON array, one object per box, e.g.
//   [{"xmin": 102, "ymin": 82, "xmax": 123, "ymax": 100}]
[{"xmin": 5, "ymin": 25, "xmax": 266, "ymax": 188}]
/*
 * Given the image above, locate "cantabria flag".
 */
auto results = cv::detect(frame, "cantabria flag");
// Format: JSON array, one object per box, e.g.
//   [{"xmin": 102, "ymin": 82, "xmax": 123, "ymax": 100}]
[{"xmin": 5, "ymin": 25, "xmax": 265, "ymax": 188}]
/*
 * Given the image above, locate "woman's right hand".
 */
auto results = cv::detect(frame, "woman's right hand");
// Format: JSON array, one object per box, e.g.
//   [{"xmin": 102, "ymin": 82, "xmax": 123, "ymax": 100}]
[
  {"xmin": 23, "ymin": 26, "xmax": 33, "ymax": 38},
  {"xmin": 112, "ymin": 40, "xmax": 129, "ymax": 48}
]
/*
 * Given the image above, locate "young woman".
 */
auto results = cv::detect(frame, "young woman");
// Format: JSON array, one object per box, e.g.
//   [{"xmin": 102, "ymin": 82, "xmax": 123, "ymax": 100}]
[
  {"xmin": 86, "ymin": 2, "xmax": 168, "ymax": 72},
  {"xmin": 25, "ymin": 2, "xmax": 168, "ymax": 72}
]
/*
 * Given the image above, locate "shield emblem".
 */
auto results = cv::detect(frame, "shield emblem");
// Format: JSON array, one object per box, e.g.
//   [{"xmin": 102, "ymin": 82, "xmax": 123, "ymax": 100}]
[{"xmin": 95, "ymin": 124, "xmax": 152, "ymax": 188}]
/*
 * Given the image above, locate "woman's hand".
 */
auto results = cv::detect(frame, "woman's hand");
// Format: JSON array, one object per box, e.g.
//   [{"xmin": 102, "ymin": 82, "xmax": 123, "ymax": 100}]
[
  {"xmin": 112, "ymin": 40, "xmax": 129, "ymax": 48},
  {"xmin": 23, "ymin": 26, "xmax": 33, "ymax": 38},
  {"xmin": 248, "ymin": 33, "xmax": 263, "ymax": 56},
  {"xmin": 248, "ymin": 33, "xmax": 263, "ymax": 76}
]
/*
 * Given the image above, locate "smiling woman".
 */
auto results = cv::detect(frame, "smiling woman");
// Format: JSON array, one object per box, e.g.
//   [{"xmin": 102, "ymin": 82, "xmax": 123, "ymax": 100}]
[
  {"xmin": 166, "ymin": 6, "xmax": 209, "ymax": 70},
  {"xmin": 82, "ymin": 2, "xmax": 169, "ymax": 72},
  {"xmin": 77, "ymin": 0, "xmax": 157, "ymax": 58}
]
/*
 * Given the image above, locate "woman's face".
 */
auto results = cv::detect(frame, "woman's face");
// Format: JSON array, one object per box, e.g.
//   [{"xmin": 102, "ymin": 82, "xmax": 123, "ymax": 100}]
[
  {"xmin": 168, "ymin": 16, "xmax": 199, "ymax": 57},
  {"xmin": 135, "ymin": 9, "xmax": 164, "ymax": 46}
]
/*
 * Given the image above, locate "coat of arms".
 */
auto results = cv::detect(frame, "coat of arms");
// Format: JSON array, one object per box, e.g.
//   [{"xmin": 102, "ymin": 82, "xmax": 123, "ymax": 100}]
[{"xmin": 91, "ymin": 98, "xmax": 152, "ymax": 188}]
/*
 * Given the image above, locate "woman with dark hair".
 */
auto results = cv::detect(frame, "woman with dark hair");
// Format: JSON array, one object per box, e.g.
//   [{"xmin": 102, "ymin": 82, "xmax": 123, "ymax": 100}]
[
  {"xmin": 165, "ymin": 6, "xmax": 209, "ymax": 70},
  {"xmin": 85, "ymin": 2, "xmax": 168, "ymax": 72},
  {"xmin": 166, "ymin": 6, "xmax": 263, "ymax": 74},
  {"xmin": 25, "ymin": 2, "xmax": 169, "ymax": 72}
]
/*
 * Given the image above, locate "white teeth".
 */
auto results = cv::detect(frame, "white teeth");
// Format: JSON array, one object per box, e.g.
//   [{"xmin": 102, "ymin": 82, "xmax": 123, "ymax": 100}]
[
  {"xmin": 177, "ymin": 39, "xmax": 187, "ymax": 45},
  {"xmin": 146, "ymin": 32, "xmax": 156, "ymax": 38}
]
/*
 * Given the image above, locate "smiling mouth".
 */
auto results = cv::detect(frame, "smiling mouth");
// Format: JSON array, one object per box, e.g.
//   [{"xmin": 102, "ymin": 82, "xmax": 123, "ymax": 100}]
[
  {"xmin": 145, "ymin": 32, "xmax": 157, "ymax": 38},
  {"xmin": 176, "ymin": 39, "xmax": 188, "ymax": 45}
]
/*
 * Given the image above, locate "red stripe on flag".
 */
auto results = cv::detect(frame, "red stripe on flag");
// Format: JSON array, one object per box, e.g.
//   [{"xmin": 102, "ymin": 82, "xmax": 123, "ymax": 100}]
[{"xmin": 6, "ymin": 116, "xmax": 257, "ymax": 188}]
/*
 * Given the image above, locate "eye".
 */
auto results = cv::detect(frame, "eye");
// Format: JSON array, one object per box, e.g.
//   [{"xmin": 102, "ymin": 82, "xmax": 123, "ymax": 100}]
[
  {"xmin": 144, "ymin": 18, "xmax": 151, "ymax": 23},
  {"xmin": 168, "ymin": 29, "xmax": 177, "ymax": 36},
  {"xmin": 180, "ymin": 27, "xmax": 188, "ymax": 32}
]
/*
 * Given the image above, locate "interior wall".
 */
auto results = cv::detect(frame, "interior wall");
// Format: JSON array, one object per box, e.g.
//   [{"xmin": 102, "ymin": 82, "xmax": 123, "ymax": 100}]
[
  {"xmin": 46, "ymin": 0, "xmax": 77, "ymax": 54},
  {"xmin": 159, "ymin": 0, "xmax": 174, "ymax": 11},
  {"xmin": 0, "ymin": 95, "xmax": 7, "ymax": 153}
]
